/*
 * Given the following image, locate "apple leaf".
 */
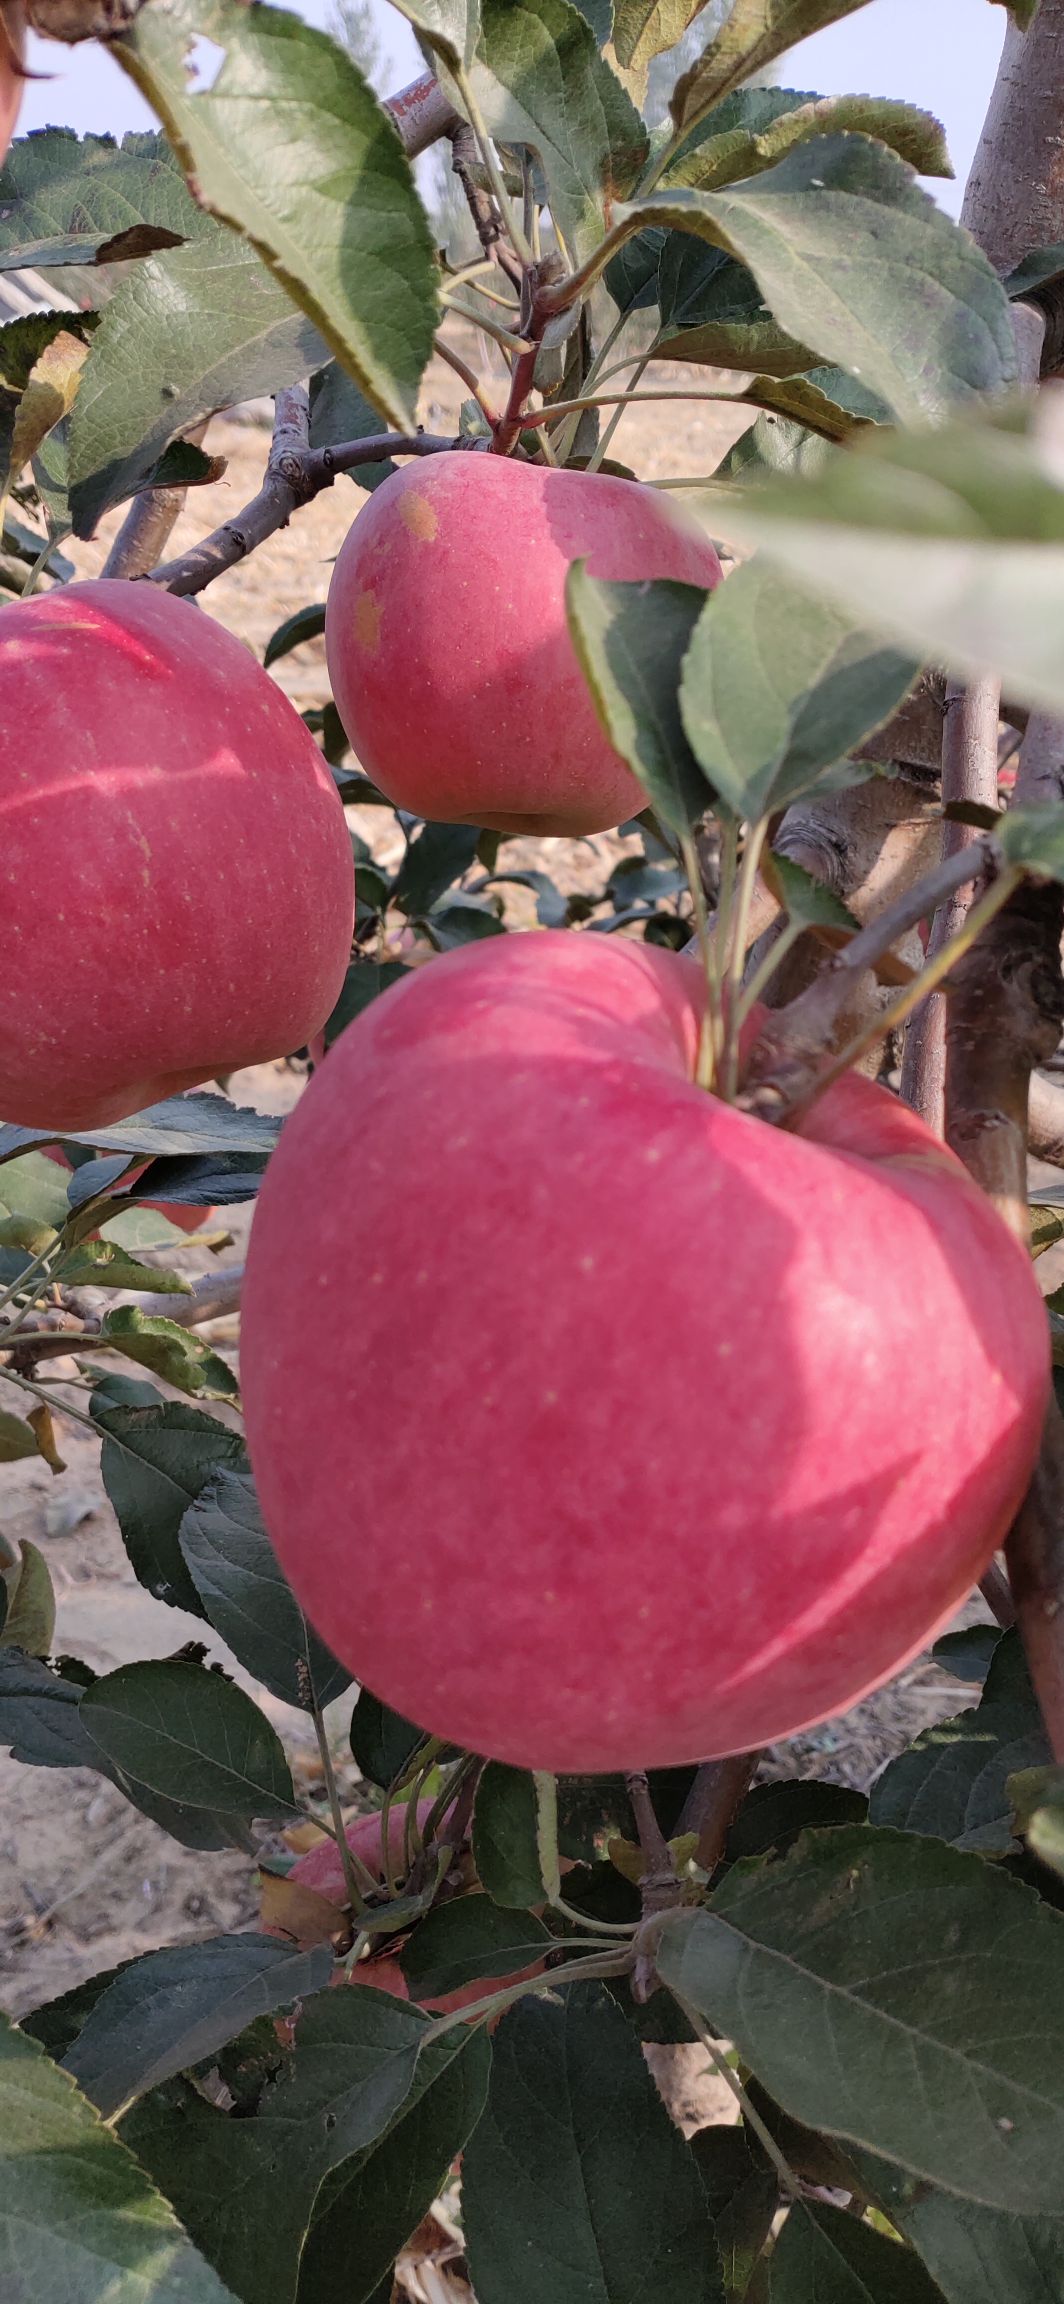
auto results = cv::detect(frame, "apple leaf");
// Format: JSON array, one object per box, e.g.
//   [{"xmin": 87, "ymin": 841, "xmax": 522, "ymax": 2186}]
[
  {"xmin": 0, "ymin": 1094, "xmax": 283, "ymax": 1167},
  {"xmin": 566, "ymin": 564, "xmax": 711, "ymax": 833},
  {"xmin": 688, "ymin": 2124, "xmax": 777, "ymax": 2299},
  {"xmin": 178, "ymin": 1466, "xmax": 351, "ymax": 1711},
  {"xmin": 1005, "ymin": 243, "xmax": 1064, "ymax": 300},
  {"xmin": 116, "ymin": 0, "xmax": 437, "ymax": 430},
  {"xmin": 664, "ymin": 87, "xmax": 952, "ymax": 192},
  {"xmin": 462, "ymin": 1982, "xmax": 724, "ymax": 2304},
  {"xmin": 769, "ymin": 2198, "xmax": 948, "ymax": 2302},
  {"xmin": 670, "ymin": 0, "xmax": 872, "ymax": 134},
  {"xmin": 1, "ymin": 1540, "xmax": 55, "ymax": 1658},
  {"xmin": 400, "ymin": 1894, "xmax": 551, "ymax": 1999},
  {"xmin": 124, "ymin": 1992, "xmax": 489, "ymax": 2304},
  {"xmin": 608, "ymin": 137, "xmax": 1016, "ymax": 424},
  {"xmin": 80, "ymin": 1659, "xmax": 300, "ymax": 1824},
  {"xmin": 473, "ymin": 1766, "xmax": 544, "ymax": 1908},
  {"xmin": 656, "ymin": 1825, "xmax": 1064, "ymax": 2215},
  {"xmin": 93, "ymin": 1308, "xmax": 238, "ymax": 1402},
  {"xmin": 389, "ymin": 0, "xmax": 480, "ymax": 71},
  {"xmin": 692, "ymin": 399, "xmax": 1064, "ymax": 722},
  {"xmin": 0, "ymin": 1649, "xmax": 103, "ymax": 1770},
  {"xmin": 863, "ymin": 2155, "xmax": 1064, "ymax": 2304},
  {"xmin": 0, "ymin": 2014, "xmax": 237, "ymax": 2304},
  {"xmin": 61, "ymin": 1934, "xmax": 333, "ymax": 2121},
  {"xmin": 0, "ymin": 127, "xmax": 209, "ymax": 270},
  {"xmin": 654, "ymin": 238, "xmax": 814, "ymax": 375},
  {"xmin": 91, "ymin": 1381, "xmax": 247, "ymax": 1617},
  {"xmin": 869, "ymin": 1685, "xmax": 1049, "ymax": 1854},
  {"xmin": 66, "ymin": 227, "xmax": 326, "ymax": 535},
  {"xmin": 348, "ymin": 1691, "xmax": 428, "ymax": 1788},
  {"xmin": 0, "ymin": 1410, "xmax": 44, "ymax": 1465},
  {"xmin": 464, "ymin": 0, "xmax": 648, "ymax": 260},
  {"xmin": 678, "ymin": 556, "xmax": 917, "ymax": 821}
]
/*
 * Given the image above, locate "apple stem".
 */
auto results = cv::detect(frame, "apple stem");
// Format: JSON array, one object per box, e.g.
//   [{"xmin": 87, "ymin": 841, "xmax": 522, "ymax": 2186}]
[
  {"xmin": 310, "ymin": 1697, "xmax": 377, "ymax": 1913},
  {"xmin": 722, "ymin": 821, "xmax": 770, "ymax": 1104},
  {"xmin": 673, "ymin": 1997, "xmax": 803, "ymax": 2201},
  {"xmin": 680, "ymin": 829, "xmax": 722, "ymax": 1091}
]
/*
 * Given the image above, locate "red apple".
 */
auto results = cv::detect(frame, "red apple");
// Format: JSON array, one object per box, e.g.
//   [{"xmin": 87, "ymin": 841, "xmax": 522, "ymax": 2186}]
[
  {"xmin": 242, "ymin": 932, "xmax": 1048, "ymax": 1774},
  {"xmin": 324, "ymin": 455, "xmax": 722, "ymax": 837},
  {"xmin": 0, "ymin": 6, "xmax": 23, "ymax": 165},
  {"xmin": 0, "ymin": 579, "xmax": 355, "ymax": 1131}
]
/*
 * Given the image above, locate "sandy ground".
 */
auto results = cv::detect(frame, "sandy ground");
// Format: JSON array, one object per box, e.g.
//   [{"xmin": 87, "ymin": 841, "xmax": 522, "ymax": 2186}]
[{"xmin": 0, "ymin": 344, "xmax": 995, "ymax": 2049}]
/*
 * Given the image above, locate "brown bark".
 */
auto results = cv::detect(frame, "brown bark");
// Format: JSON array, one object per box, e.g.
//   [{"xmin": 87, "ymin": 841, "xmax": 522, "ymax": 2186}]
[{"xmin": 900, "ymin": 677, "xmax": 1002, "ymax": 1134}]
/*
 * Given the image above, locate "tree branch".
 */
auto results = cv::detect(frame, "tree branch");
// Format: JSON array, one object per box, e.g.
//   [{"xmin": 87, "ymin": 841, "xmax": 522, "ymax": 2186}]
[
  {"xmin": 675, "ymin": 1753, "xmax": 760, "ymax": 1876},
  {"xmin": 103, "ymin": 483, "xmax": 190, "ymax": 580},
  {"xmin": 385, "ymin": 72, "xmax": 460, "ymax": 161},
  {"xmin": 899, "ymin": 677, "xmax": 1002, "ymax": 1133}
]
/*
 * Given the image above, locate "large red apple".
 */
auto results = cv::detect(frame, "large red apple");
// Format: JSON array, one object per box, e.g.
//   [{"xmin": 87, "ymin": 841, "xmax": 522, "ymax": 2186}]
[
  {"xmin": 324, "ymin": 455, "xmax": 722, "ymax": 837},
  {"xmin": 0, "ymin": 7, "xmax": 23, "ymax": 164},
  {"xmin": 242, "ymin": 932, "xmax": 1048, "ymax": 1773},
  {"xmin": 0, "ymin": 580, "xmax": 354, "ymax": 1130}
]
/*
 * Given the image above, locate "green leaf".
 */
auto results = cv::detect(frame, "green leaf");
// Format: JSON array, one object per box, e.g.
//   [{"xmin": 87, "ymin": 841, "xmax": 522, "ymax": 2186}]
[
  {"xmin": 0, "ymin": 2012, "xmax": 237, "ymax": 2304},
  {"xmin": 80, "ymin": 1660, "xmax": 299, "ymax": 1823},
  {"xmin": 690, "ymin": 398, "xmax": 1064, "ymax": 721},
  {"xmin": 678, "ymin": 556, "xmax": 917, "ymax": 820},
  {"xmin": 932, "ymin": 1626, "xmax": 1003, "ymax": 1685},
  {"xmin": 605, "ymin": 223, "xmax": 666, "ymax": 316},
  {"xmin": 324, "ymin": 959, "xmax": 409, "ymax": 1049},
  {"xmin": 465, "ymin": 0, "xmax": 648, "ymax": 260},
  {"xmin": 473, "ymin": 1765, "xmax": 543, "ymax": 1907},
  {"xmin": 0, "ymin": 1094, "xmax": 282, "ymax": 1169},
  {"xmin": 0, "ymin": 1409, "xmax": 43, "ymax": 1464},
  {"xmin": 663, "ymin": 86, "xmax": 952, "ymax": 193},
  {"xmin": 874, "ymin": 2175, "xmax": 1064, "ymax": 2304},
  {"xmin": 178, "ymin": 1466, "xmax": 351, "ymax": 1711},
  {"xmin": 124, "ymin": 1993, "xmax": 489, "ymax": 2304},
  {"xmin": 95, "ymin": 1307, "xmax": 239, "ymax": 1401},
  {"xmin": 869, "ymin": 1667, "xmax": 1049, "ymax": 1852},
  {"xmin": 613, "ymin": 138, "xmax": 1016, "ymax": 424},
  {"xmin": 2, "ymin": 1540, "xmax": 55, "ymax": 1657},
  {"xmin": 737, "ymin": 363, "xmax": 892, "ymax": 437},
  {"xmin": 348, "ymin": 1691, "xmax": 427, "ymax": 1789},
  {"xmin": 688, "ymin": 2124, "xmax": 777, "ymax": 2299},
  {"xmin": 91, "ymin": 1383, "xmax": 246, "ymax": 1617},
  {"xmin": 297, "ymin": 2025, "xmax": 490, "ymax": 2304},
  {"xmin": 1005, "ymin": 243, "xmax": 1064, "ymax": 300},
  {"xmin": 566, "ymin": 565, "xmax": 711, "ymax": 832},
  {"xmin": 0, "ymin": 1649, "xmax": 100, "ymax": 1770},
  {"xmin": 724, "ymin": 1779, "xmax": 867, "ymax": 1865},
  {"xmin": 392, "ymin": 821, "xmax": 481, "ymax": 914},
  {"xmin": 263, "ymin": 603, "xmax": 326, "ymax": 669},
  {"xmin": 62, "ymin": 1935, "xmax": 333, "ymax": 2121},
  {"xmin": 669, "ymin": 0, "xmax": 872, "ymax": 132},
  {"xmin": 656, "ymin": 1825, "xmax": 1064, "ymax": 2215},
  {"xmin": 401, "ymin": 1894, "xmax": 551, "ymax": 1999},
  {"xmin": 769, "ymin": 2198, "xmax": 948, "ymax": 2302},
  {"xmin": 462, "ymin": 1981, "xmax": 723, "ymax": 2304},
  {"xmin": 0, "ymin": 312, "xmax": 97, "ymax": 399},
  {"xmin": 389, "ymin": 0, "xmax": 480, "ymax": 72},
  {"xmin": 996, "ymin": 804, "xmax": 1064, "ymax": 884},
  {"xmin": 58, "ymin": 1239, "xmax": 193, "ymax": 1293},
  {"xmin": 0, "ymin": 127, "xmax": 208, "ymax": 270},
  {"xmin": 613, "ymin": 1, "xmax": 706, "ymax": 87},
  {"xmin": 117, "ymin": 0, "xmax": 437, "ymax": 430},
  {"xmin": 66, "ymin": 229, "xmax": 325, "ymax": 535},
  {"xmin": 308, "ymin": 361, "xmax": 397, "ymax": 488},
  {"xmin": 762, "ymin": 850, "xmax": 861, "ymax": 934},
  {"xmin": 654, "ymin": 239, "xmax": 813, "ymax": 375}
]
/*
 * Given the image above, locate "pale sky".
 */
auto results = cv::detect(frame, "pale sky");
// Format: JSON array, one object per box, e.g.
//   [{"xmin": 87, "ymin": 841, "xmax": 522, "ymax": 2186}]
[{"xmin": 17, "ymin": 0, "xmax": 1008, "ymax": 219}]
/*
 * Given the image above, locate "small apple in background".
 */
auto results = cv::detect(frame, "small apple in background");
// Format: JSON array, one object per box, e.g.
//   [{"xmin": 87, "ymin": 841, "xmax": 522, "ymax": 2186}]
[
  {"xmin": 0, "ymin": 579, "xmax": 355, "ymax": 1132},
  {"xmin": 242, "ymin": 930, "xmax": 1048, "ymax": 1775},
  {"xmin": 325, "ymin": 455, "xmax": 722, "ymax": 837},
  {"xmin": 0, "ymin": 6, "xmax": 23, "ymax": 164},
  {"xmin": 264, "ymin": 1801, "xmax": 546, "ymax": 2014}
]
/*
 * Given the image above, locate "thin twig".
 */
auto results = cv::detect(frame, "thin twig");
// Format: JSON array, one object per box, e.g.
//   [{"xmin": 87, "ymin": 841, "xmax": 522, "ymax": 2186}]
[
  {"xmin": 675, "ymin": 1754, "xmax": 761, "ymax": 1876},
  {"xmin": 434, "ymin": 334, "xmax": 498, "ymax": 429}
]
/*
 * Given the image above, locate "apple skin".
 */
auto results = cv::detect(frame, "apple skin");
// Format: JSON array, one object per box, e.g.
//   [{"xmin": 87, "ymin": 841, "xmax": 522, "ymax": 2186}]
[
  {"xmin": 0, "ymin": 7, "xmax": 23, "ymax": 164},
  {"xmin": 324, "ymin": 454, "xmax": 723, "ymax": 837},
  {"xmin": 0, "ymin": 579, "xmax": 355, "ymax": 1131},
  {"xmin": 242, "ymin": 931, "xmax": 1049, "ymax": 1774}
]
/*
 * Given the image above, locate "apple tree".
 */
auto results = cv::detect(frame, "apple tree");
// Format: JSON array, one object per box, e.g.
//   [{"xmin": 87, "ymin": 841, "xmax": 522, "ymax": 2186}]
[{"xmin": 3, "ymin": 1, "xmax": 1064, "ymax": 2299}]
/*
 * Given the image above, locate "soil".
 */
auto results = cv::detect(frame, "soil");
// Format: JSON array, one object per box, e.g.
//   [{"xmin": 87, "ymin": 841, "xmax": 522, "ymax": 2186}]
[{"xmin": 0, "ymin": 348, "xmax": 999, "ymax": 2138}]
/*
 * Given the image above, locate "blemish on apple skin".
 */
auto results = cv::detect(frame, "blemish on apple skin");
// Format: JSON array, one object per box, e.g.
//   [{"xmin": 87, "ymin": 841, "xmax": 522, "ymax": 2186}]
[
  {"xmin": 399, "ymin": 491, "xmax": 438, "ymax": 542},
  {"xmin": 354, "ymin": 591, "xmax": 381, "ymax": 653}
]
